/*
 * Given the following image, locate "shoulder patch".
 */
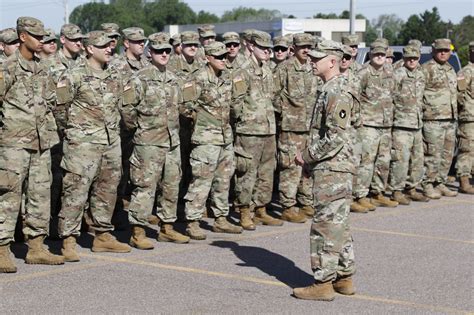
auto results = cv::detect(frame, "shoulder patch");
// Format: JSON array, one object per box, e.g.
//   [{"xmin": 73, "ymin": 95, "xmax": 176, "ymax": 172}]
[
  {"xmin": 457, "ymin": 74, "xmax": 467, "ymax": 91},
  {"xmin": 333, "ymin": 101, "xmax": 350, "ymax": 129},
  {"xmin": 182, "ymin": 81, "xmax": 197, "ymax": 102}
]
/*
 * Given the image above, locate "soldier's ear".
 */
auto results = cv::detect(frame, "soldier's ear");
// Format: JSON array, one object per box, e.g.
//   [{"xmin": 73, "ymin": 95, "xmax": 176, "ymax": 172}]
[
  {"xmin": 85, "ymin": 45, "xmax": 94, "ymax": 56},
  {"xmin": 18, "ymin": 31, "xmax": 28, "ymax": 43},
  {"xmin": 60, "ymin": 35, "xmax": 66, "ymax": 45}
]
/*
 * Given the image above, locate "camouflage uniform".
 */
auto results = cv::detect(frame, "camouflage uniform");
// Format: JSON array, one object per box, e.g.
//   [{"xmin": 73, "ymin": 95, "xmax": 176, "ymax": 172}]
[
  {"xmin": 0, "ymin": 49, "xmax": 59, "ymax": 245},
  {"xmin": 122, "ymin": 58, "xmax": 182, "ymax": 226},
  {"xmin": 353, "ymin": 49, "xmax": 395, "ymax": 199},
  {"xmin": 389, "ymin": 55, "xmax": 425, "ymax": 191},
  {"xmin": 233, "ymin": 32, "xmax": 276, "ymax": 210},
  {"xmin": 456, "ymin": 58, "xmax": 474, "ymax": 178},
  {"xmin": 273, "ymin": 35, "xmax": 318, "ymax": 211},
  {"xmin": 302, "ymin": 48, "xmax": 356, "ymax": 283},
  {"xmin": 421, "ymin": 51, "xmax": 458, "ymax": 187},
  {"xmin": 56, "ymin": 33, "xmax": 123, "ymax": 237},
  {"xmin": 0, "ymin": 28, "xmax": 18, "ymax": 67}
]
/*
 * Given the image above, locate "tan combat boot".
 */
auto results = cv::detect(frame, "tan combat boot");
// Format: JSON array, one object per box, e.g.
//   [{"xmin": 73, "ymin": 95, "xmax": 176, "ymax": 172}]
[
  {"xmin": 358, "ymin": 197, "xmax": 376, "ymax": 211},
  {"xmin": 300, "ymin": 205, "xmax": 315, "ymax": 218},
  {"xmin": 392, "ymin": 191, "xmax": 411, "ymax": 205},
  {"xmin": 350, "ymin": 200, "xmax": 368, "ymax": 213},
  {"xmin": 93, "ymin": 231, "xmax": 132, "ymax": 253},
  {"xmin": 0, "ymin": 244, "xmax": 17, "ymax": 273},
  {"xmin": 61, "ymin": 236, "xmax": 80, "ymax": 262},
  {"xmin": 405, "ymin": 188, "xmax": 429, "ymax": 202},
  {"xmin": 239, "ymin": 207, "xmax": 256, "ymax": 231},
  {"xmin": 158, "ymin": 223, "xmax": 190, "ymax": 244},
  {"xmin": 333, "ymin": 276, "xmax": 355, "ymax": 295},
  {"xmin": 25, "ymin": 236, "xmax": 65, "ymax": 265},
  {"xmin": 459, "ymin": 176, "xmax": 474, "ymax": 194},
  {"xmin": 370, "ymin": 193, "xmax": 398, "ymax": 207},
  {"xmin": 147, "ymin": 214, "xmax": 160, "ymax": 225},
  {"xmin": 129, "ymin": 226, "xmax": 154, "ymax": 250},
  {"xmin": 423, "ymin": 183, "xmax": 441, "ymax": 199},
  {"xmin": 213, "ymin": 217, "xmax": 243, "ymax": 234},
  {"xmin": 186, "ymin": 221, "xmax": 206, "ymax": 240},
  {"xmin": 293, "ymin": 282, "xmax": 335, "ymax": 301},
  {"xmin": 281, "ymin": 207, "xmax": 307, "ymax": 223},
  {"xmin": 253, "ymin": 207, "xmax": 284, "ymax": 226},
  {"xmin": 436, "ymin": 183, "xmax": 458, "ymax": 197}
]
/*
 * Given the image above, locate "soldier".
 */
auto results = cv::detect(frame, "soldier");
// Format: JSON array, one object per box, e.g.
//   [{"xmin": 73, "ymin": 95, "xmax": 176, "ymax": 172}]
[
  {"xmin": 56, "ymin": 23, "xmax": 87, "ymax": 73},
  {"xmin": 273, "ymin": 33, "xmax": 318, "ymax": 223},
  {"xmin": 39, "ymin": 28, "xmax": 58, "ymax": 62},
  {"xmin": 293, "ymin": 40, "xmax": 356, "ymax": 301},
  {"xmin": 56, "ymin": 31, "xmax": 131, "ymax": 262},
  {"xmin": 456, "ymin": 41, "xmax": 474, "ymax": 194},
  {"xmin": 386, "ymin": 47, "xmax": 394, "ymax": 65},
  {"xmin": 222, "ymin": 32, "xmax": 246, "ymax": 68},
  {"xmin": 269, "ymin": 36, "xmax": 290, "ymax": 71},
  {"xmin": 0, "ymin": 16, "xmax": 65, "ymax": 273},
  {"xmin": 0, "ymin": 28, "xmax": 20, "ymax": 64},
  {"xmin": 122, "ymin": 33, "xmax": 190, "ymax": 248},
  {"xmin": 196, "ymin": 24, "xmax": 216, "ymax": 62},
  {"xmin": 393, "ymin": 39, "xmax": 422, "ymax": 70},
  {"xmin": 241, "ymin": 29, "xmax": 256, "ymax": 58},
  {"xmin": 421, "ymin": 38, "xmax": 458, "ymax": 198},
  {"xmin": 101, "ymin": 23, "xmax": 121, "ymax": 56},
  {"xmin": 170, "ymin": 33, "xmax": 182, "ymax": 55},
  {"xmin": 341, "ymin": 34, "xmax": 361, "ymax": 72},
  {"xmin": 182, "ymin": 42, "xmax": 243, "ymax": 239},
  {"xmin": 388, "ymin": 45, "xmax": 429, "ymax": 204},
  {"xmin": 233, "ymin": 31, "xmax": 283, "ymax": 227},
  {"xmin": 352, "ymin": 40, "xmax": 399, "ymax": 210}
]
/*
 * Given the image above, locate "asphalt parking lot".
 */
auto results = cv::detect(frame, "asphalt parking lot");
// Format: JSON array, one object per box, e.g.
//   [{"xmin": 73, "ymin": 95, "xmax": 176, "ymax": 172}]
[{"xmin": 1, "ymin": 191, "xmax": 473, "ymax": 314}]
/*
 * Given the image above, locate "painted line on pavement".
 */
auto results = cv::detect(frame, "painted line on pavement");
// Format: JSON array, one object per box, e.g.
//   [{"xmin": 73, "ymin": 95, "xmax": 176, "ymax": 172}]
[{"xmin": 352, "ymin": 227, "xmax": 473, "ymax": 244}]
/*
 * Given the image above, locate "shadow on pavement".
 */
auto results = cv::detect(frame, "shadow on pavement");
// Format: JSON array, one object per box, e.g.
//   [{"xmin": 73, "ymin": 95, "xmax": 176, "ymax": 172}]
[{"xmin": 211, "ymin": 240, "xmax": 313, "ymax": 288}]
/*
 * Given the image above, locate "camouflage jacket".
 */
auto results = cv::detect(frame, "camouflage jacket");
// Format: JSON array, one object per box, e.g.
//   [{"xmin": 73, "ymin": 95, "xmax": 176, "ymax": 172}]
[
  {"xmin": 232, "ymin": 55, "xmax": 276, "ymax": 135},
  {"xmin": 56, "ymin": 61, "xmax": 123, "ymax": 145},
  {"xmin": 122, "ymin": 65, "xmax": 181, "ymax": 148},
  {"xmin": 168, "ymin": 54, "xmax": 204, "ymax": 80},
  {"xmin": 226, "ymin": 53, "xmax": 247, "ymax": 70},
  {"xmin": 45, "ymin": 50, "xmax": 85, "ymax": 83},
  {"xmin": 392, "ymin": 65, "xmax": 425, "ymax": 129},
  {"xmin": 0, "ymin": 50, "xmax": 59, "ymax": 150},
  {"xmin": 457, "ymin": 62, "xmax": 474, "ymax": 122},
  {"xmin": 302, "ymin": 74, "xmax": 356, "ymax": 174},
  {"xmin": 109, "ymin": 54, "xmax": 149, "ymax": 85},
  {"xmin": 273, "ymin": 57, "xmax": 318, "ymax": 132},
  {"xmin": 422, "ymin": 59, "xmax": 457, "ymax": 121},
  {"xmin": 358, "ymin": 63, "xmax": 395, "ymax": 128}
]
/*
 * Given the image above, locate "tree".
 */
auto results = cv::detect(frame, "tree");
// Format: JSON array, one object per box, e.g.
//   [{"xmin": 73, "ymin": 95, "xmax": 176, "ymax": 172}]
[
  {"xmin": 221, "ymin": 7, "xmax": 281, "ymax": 22},
  {"xmin": 452, "ymin": 15, "xmax": 474, "ymax": 66},
  {"xmin": 144, "ymin": 0, "xmax": 197, "ymax": 31},
  {"xmin": 370, "ymin": 14, "xmax": 404, "ymax": 45},
  {"xmin": 70, "ymin": 2, "xmax": 118, "ymax": 32},
  {"xmin": 398, "ymin": 7, "xmax": 447, "ymax": 45},
  {"xmin": 195, "ymin": 11, "xmax": 220, "ymax": 24}
]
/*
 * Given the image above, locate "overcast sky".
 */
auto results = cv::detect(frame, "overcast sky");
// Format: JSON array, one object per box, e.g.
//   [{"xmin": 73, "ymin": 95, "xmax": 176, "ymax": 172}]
[{"xmin": 1, "ymin": 0, "xmax": 472, "ymax": 31}]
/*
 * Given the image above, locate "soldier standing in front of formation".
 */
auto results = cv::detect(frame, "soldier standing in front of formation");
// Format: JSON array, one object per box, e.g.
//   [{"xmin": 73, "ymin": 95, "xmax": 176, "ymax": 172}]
[
  {"xmin": 455, "ymin": 41, "xmax": 474, "ymax": 194},
  {"xmin": 421, "ymin": 39, "xmax": 458, "ymax": 198},
  {"xmin": 233, "ymin": 31, "xmax": 283, "ymax": 227},
  {"xmin": 273, "ymin": 33, "xmax": 318, "ymax": 223},
  {"xmin": 352, "ymin": 40, "xmax": 399, "ymax": 211},
  {"xmin": 389, "ymin": 45, "xmax": 429, "ymax": 204},
  {"xmin": 183, "ymin": 42, "xmax": 243, "ymax": 239},
  {"xmin": 0, "ymin": 17, "xmax": 65, "ymax": 273},
  {"xmin": 294, "ymin": 40, "xmax": 356, "ymax": 301},
  {"xmin": 122, "ymin": 33, "xmax": 190, "ymax": 248},
  {"xmin": 56, "ymin": 31, "xmax": 131, "ymax": 262}
]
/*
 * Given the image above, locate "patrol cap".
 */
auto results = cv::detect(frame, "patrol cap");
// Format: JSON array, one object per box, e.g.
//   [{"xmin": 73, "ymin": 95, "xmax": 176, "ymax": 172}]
[
  {"xmin": 101, "ymin": 23, "xmax": 120, "ymax": 37},
  {"xmin": 370, "ymin": 40, "xmax": 388, "ymax": 55},
  {"xmin": 17, "ymin": 16, "xmax": 47, "ymax": 36},
  {"xmin": 283, "ymin": 33, "xmax": 294, "ymax": 43},
  {"xmin": 60, "ymin": 23, "xmax": 86, "ymax": 39},
  {"xmin": 273, "ymin": 36, "xmax": 290, "ymax": 49},
  {"xmin": 293, "ymin": 33, "xmax": 314, "ymax": 47},
  {"xmin": 308, "ymin": 40, "xmax": 343, "ymax": 59},
  {"xmin": 342, "ymin": 34, "xmax": 359, "ymax": 46},
  {"xmin": 41, "ymin": 28, "xmax": 57, "ymax": 43},
  {"xmin": 386, "ymin": 47, "xmax": 394, "ymax": 58},
  {"xmin": 242, "ymin": 29, "xmax": 256, "ymax": 41},
  {"xmin": 181, "ymin": 31, "xmax": 200, "ymax": 45},
  {"xmin": 251, "ymin": 30, "xmax": 272, "ymax": 48},
  {"xmin": 222, "ymin": 32, "xmax": 240, "ymax": 45},
  {"xmin": 204, "ymin": 41, "xmax": 227, "ymax": 56},
  {"xmin": 148, "ymin": 32, "xmax": 172, "ymax": 50},
  {"xmin": 84, "ymin": 30, "xmax": 113, "ymax": 47},
  {"xmin": 432, "ymin": 38, "xmax": 451, "ymax": 50},
  {"xmin": 342, "ymin": 45, "xmax": 352, "ymax": 58},
  {"xmin": 1, "ymin": 28, "xmax": 19, "ymax": 44},
  {"xmin": 403, "ymin": 45, "xmax": 420, "ymax": 58},
  {"xmin": 408, "ymin": 39, "xmax": 422, "ymax": 49},
  {"xmin": 122, "ymin": 27, "xmax": 146, "ymax": 41},
  {"xmin": 198, "ymin": 24, "xmax": 216, "ymax": 38},
  {"xmin": 170, "ymin": 33, "xmax": 181, "ymax": 46},
  {"xmin": 372, "ymin": 38, "xmax": 389, "ymax": 47}
]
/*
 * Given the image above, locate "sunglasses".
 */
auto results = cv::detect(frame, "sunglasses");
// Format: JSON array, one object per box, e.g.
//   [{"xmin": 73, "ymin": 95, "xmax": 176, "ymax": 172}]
[
  {"xmin": 273, "ymin": 46, "xmax": 287, "ymax": 53},
  {"xmin": 225, "ymin": 43, "xmax": 239, "ymax": 48},
  {"xmin": 342, "ymin": 55, "xmax": 351, "ymax": 61},
  {"xmin": 184, "ymin": 43, "xmax": 199, "ymax": 48},
  {"xmin": 213, "ymin": 54, "xmax": 227, "ymax": 60},
  {"xmin": 152, "ymin": 48, "xmax": 172, "ymax": 55}
]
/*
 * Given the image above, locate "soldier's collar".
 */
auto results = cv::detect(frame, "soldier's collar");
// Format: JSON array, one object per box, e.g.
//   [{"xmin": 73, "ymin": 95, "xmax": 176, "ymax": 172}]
[{"xmin": 17, "ymin": 49, "xmax": 42, "ymax": 74}]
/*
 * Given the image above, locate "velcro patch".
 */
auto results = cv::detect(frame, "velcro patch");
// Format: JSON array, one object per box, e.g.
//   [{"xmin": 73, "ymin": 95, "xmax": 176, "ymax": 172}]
[{"xmin": 334, "ymin": 102, "xmax": 350, "ymax": 129}]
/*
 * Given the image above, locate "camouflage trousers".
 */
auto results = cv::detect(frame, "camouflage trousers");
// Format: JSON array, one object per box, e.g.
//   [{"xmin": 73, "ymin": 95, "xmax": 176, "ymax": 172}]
[
  {"xmin": 389, "ymin": 128, "xmax": 424, "ymax": 191},
  {"xmin": 58, "ymin": 140, "xmax": 121, "ymax": 237},
  {"xmin": 310, "ymin": 169, "xmax": 355, "ymax": 283},
  {"xmin": 422, "ymin": 120, "xmax": 456, "ymax": 186},
  {"xmin": 185, "ymin": 143, "xmax": 234, "ymax": 221},
  {"xmin": 353, "ymin": 126, "xmax": 391, "ymax": 198},
  {"xmin": 0, "ymin": 147, "xmax": 52, "ymax": 245},
  {"xmin": 129, "ymin": 145, "xmax": 180, "ymax": 226},
  {"xmin": 456, "ymin": 122, "xmax": 474, "ymax": 178},
  {"xmin": 233, "ymin": 135, "xmax": 276, "ymax": 208},
  {"xmin": 277, "ymin": 131, "xmax": 312, "ymax": 208},
  {"xmin": 117, "ymin": 126, "xmax": 135, "ymax": 197}
]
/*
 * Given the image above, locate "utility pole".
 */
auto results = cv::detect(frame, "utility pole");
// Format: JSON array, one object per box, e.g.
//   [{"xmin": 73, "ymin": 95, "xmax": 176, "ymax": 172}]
[
  {"xmin": 349, "ymin": 0, "xmax": 356, "ymax": 34},
  {"xmin": 63, "ymin": 0, "xmax": 69, "ymax": 24}
]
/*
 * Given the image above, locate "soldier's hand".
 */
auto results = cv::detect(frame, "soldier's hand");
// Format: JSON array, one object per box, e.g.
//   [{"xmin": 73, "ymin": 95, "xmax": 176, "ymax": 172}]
[{"xmin": 295, "ymin": 151, "xmax": 305, "ymax": 166}]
